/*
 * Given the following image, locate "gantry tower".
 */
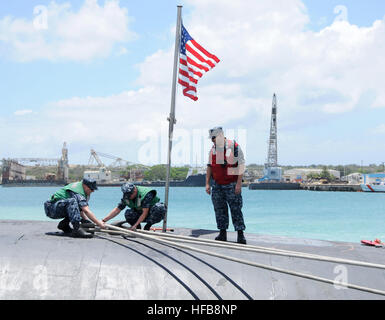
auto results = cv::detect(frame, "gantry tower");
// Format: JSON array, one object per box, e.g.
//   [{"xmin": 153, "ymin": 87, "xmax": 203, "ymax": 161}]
[
  {"xmin": 265, "ymin": 93, "xmax": 278, "ymax": 168},
  {"xmin": 262, "ymin": 93, "xmax": 282, "ymax": 182}
]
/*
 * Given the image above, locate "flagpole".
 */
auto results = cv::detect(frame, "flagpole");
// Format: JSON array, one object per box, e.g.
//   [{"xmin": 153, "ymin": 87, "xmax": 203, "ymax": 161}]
[{"xmin": 163, "ymin": 5, "xmax": 182, "ymax": 233}]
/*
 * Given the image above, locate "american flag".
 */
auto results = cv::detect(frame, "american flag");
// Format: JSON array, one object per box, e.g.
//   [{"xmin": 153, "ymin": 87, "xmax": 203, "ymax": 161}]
[{"xmin": 178, "ymin": 23, "xmax": 220, "ymax": 101}]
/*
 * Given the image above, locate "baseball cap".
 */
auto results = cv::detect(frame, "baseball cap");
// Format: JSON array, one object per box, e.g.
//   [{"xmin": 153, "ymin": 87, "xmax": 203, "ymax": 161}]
[
  {"xmin": 82, "ymin": 178, "xmax": 98, "ymax": 191},
  {"xmin": 208, "ymin": 127, "xmax": 223, "ymax": 138},
  {"xmin": 121, "ymin": 183, "xmax": 135, "ymax": 197}
]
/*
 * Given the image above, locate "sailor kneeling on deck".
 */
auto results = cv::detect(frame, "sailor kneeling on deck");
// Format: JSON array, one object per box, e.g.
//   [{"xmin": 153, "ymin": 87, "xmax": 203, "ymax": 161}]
[
  {"xmin": 102, "ymin": 183, "xmax": 166, "ymax": 231},
  {"xmin": 44, "ymin": 179, "xmax": 106, "ymax": 238}
]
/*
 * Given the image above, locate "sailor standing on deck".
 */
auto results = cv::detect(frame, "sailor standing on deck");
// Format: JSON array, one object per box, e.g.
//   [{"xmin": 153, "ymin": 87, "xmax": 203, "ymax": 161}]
[
  {"xmin": 206, "ymin": 127, "xmax": 247, "ymax": 244},
  {"xmin": 44, "ymin": 179, "xmax": 105, "ymax": 238},
  {"xmin": 102, "ymin": 183, "xmax": 166, "ymax": 231}
]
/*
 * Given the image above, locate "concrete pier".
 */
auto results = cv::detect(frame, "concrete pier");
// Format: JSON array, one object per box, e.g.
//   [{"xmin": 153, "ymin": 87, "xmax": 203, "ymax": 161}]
[
  {"xmin": 1, "ymin": 220, "xmax": 385, "ymax": 300},
  {"xmin": 301, "ymin": 184, "xmax": 361, "ymax": 192}
]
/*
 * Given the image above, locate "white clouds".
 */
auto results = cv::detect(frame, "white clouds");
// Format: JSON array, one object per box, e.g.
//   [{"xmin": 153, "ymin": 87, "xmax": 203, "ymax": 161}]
[
  {"xmin": 154, "ymin": 0, "xmax": 385, "ymax": 134},
  {"xmin": 132, "ymin": 0, "xmax": 385, "ymax": 163},
  {"xmin": 46, "ymin": 87, "xmax": 169, "ymax": 144},
  {"xmin": 135, "ymin": 0, "xmax": 383, "ymax": 124},
  {"xmin": 135, "ymin": 49, "xmax": 174, "ymax": 87},
  {"xmin": 116, "ymin": 47, "xmax": 128, "ymax": 56},
  {"xmin": 373, "ymin": 94, "xmax": 385, "ymax": 109},
  {"xmin": 372, "ymin": 124, "xmax": 385, "ymax": 135},
  {"xmin": 2, "ymin": 0, "xmax": 385, "ymax": 164},
  {"xmin": 14, "ymin": 109, "xmax": 33, "ymax": 116},
  {"xmin": 0, "ymin": 0, "xmax": 136, "ymax": 62}
]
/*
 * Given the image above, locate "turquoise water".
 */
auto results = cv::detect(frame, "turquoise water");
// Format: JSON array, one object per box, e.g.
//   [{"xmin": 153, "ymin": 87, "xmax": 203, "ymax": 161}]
[{"xmin": 1, "ymin": 186, "xmax": 385, "ymax": 243}]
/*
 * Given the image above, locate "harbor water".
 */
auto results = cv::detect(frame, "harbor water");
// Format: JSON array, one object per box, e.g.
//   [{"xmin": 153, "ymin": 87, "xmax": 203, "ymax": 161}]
[{"xmin": 1, "ymin": 186, "xmax": 385, "ymax": 243}]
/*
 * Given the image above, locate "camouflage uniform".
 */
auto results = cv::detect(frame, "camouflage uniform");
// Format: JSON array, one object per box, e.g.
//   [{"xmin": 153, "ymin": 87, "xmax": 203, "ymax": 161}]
[
  {"xmin": 211, "ymin": 181, "xmax": 245, "ymax": 231},
  {"xmin": 124, "ymin": 203, "xmax": 166, "ymax": 226},
  {"xmin": 44, "ymin": 191, "xmax": 88, "ymax": 226},
  {"xmin": 117, "ymin": 192, "xmax": 166, "ymax": 226},
  {"xmin": 207, "ymin": 132, "xmax": 246, "ymax": 232}
]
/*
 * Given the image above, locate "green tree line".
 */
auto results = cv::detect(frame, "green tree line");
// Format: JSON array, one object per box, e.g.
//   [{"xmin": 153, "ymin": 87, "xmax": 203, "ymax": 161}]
[
  {"xmin": 3, "ymin": 162, "xmax": 384, "ymax": 182},
  {"xmin": 142, "ymin": 165, "xmax": 189, "ymax": 181},
  {"xmin": 306, "ymin": 167, "xmax": 335, "ymax": 182}
]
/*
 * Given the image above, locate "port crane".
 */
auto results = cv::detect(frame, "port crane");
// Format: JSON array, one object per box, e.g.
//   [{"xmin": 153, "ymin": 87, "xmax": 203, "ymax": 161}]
[
  {"xmin": 88, "ymin": 149, "xmax": 149, "ymax": 182},
  {"xmin": 88, "ymin": 149, "xmax": 149, "ymax": 169},
  {"xmin": 88, "ymin": 149, "xmax": 133, "ymax": 168}
]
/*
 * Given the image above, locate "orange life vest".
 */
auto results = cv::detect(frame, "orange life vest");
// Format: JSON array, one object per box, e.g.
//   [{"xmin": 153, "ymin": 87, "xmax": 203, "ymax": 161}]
[{"xmin": 209, "ymin": 139, "xmax": 239, "ymax": 185}]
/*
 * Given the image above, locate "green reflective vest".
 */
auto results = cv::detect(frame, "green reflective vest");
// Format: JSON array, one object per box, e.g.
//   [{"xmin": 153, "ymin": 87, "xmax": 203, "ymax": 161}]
[
  {"xmin": 51, "ymin": 181, "xmax": 87, "ymax": 202},
  {"xmin": 125, "ymin": 186, "xmax": 159, "ymax": 212}
]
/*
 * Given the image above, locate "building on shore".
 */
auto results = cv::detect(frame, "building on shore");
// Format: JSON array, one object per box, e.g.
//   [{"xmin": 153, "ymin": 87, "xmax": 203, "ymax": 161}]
[
  {"xmin": 362, "ymin": 173, "xmax": 385, "ymax": 185},
  {"xmin": 1, "ymin": 160, "xmax": 26, "ymax": 182},
  {"xmin": 83, "ymin": 167, "xmax": 112, "ymax": 184},
  {"xmin": 1, "ymin": 142, "xmax": 69, "ymax": 186},
  {"xmin": 343, "ymin": 172, "xmax": 363, "ymax": 184},
  {"xmin": 283, "ymin": 168, "xmax": 341, "ymax": 182}
]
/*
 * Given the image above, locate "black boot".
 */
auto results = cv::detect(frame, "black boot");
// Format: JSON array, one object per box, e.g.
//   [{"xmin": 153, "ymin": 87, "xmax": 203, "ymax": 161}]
[
  {"xmin": 71, "ymin": 222, "xmax": 93, "ymax": 238},
  {"xmin": 57, "ymin": 217, "xmax": 72, "ymax": 233},
  {"xmin": 144, "ymin": 223, "xmax": 152, "ymax": 231},
  {"xmin": 80, "ymin": 219, "xmax": 95, "ymax": 229},
  {"xmin": 215, "ymin": 229, "xmax": 227, "ymax": 241},
  {"xmin": 237, "ymin": 230, "xmax": 246, "ymax": 244}
]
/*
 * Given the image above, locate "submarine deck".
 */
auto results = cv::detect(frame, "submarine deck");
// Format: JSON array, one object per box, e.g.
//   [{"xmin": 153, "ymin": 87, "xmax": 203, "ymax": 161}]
[{"xmin": 1, "ymin": 220, "xmax": 385, "ymax": 300}]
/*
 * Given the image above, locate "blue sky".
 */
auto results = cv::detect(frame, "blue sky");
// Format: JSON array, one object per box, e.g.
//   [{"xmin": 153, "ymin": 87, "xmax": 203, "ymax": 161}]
[
  {"xmin": 0, "ymin": 0, "xmax": 183, "ymax": 113},
  {"xmin": 0, "ymin": 0, "xmax": 385, "ymax": 166}
]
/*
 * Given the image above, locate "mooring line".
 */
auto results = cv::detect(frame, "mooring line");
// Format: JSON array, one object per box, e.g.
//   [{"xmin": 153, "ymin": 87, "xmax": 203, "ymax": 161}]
[
  {"xmin": 93, "ymin": 226, "xmax": 385, "ymax": 271},
  {"xmin": 134, "ymin": 229, "xmax": 385, "ymax": 271},
  {"xmin": 93, "ymin": 228, "xmax": 252, "ymax": 300},
  {"xmin": 144, "ymin": 239, "xmax": 254, "ymax": 300},
  {"xmin": 96, "ymin": 234, "xmax": 200, "ymax": 300},
  {"xmin": 100, "ymin": 224, "xmax": 385, "ymax": 297},
  {"xmin": 121, "ymin": 235, "xmax": 224, "ymax": 300}
]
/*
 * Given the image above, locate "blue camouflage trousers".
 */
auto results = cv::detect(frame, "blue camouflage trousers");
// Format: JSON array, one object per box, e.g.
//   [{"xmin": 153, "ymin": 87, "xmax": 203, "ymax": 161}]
[
  {"xmin": 44, "ymin": 198, "xmax": 82, "ymax": 224},
  {"xmin": 211, "ymin": 181, "xmax": 245, "ymax": 231},
  {"xmin": 125, "ymin": 202, "xmax": 166, "ymax": 226}
]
